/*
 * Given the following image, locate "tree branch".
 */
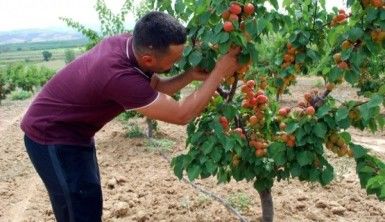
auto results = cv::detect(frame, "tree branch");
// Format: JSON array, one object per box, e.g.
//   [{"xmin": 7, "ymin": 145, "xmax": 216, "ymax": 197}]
[
  {"xmin": 216, "ymin": 87, "xmax": 229, "ymax": 99},
  {"xmin": 227, "ymin": 74, "xmax": 239, "ymax": 103}
]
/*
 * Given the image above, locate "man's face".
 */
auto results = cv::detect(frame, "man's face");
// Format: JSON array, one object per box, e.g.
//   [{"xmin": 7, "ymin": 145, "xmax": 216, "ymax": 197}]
[{"xmin": 152, "ymin": 44, "xmax": 184, "ymax": 73}]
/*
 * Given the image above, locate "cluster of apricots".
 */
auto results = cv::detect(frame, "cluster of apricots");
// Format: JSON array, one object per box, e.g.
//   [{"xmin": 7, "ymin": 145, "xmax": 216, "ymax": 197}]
[
  {"xmin": 281, "ymin": 43, "xmax": 299, "ymax": 70},
  {"xmin": 371, "ymin": 28, "xmax": 385, "ymax": 43},
  {"xmin": 332, "ymin": 38, "xmax": 360, "ymax": 72},
  {"xmin": 326, "ymin": 132, "xmax": 353, "ymax": 157},
  {"xmin": 222, "ymin": 2, "xmax": 255, "ymax": 32},
  {"xmin": 275, "ymin": 106, "xmax": 295, "ymax": 148},
  {"xmin": 333, "ymin": 52, "xmax": 349, "ymax": 71},
  {"xmin": 362, "ymin": 0, "xmax": 384, "ymax": 8},
  {"xmin": 241, "ymin": 80, "xmax": 270, "ymax": 157},
  {"xmin": 241, "ymin": 80, "xmax": 268, "ymax": 115},
  {"xmin": 277, "ymin": 43, "xmax": 300, "ymax": 95},
  {"xmin": 330, "ymin": 9, "xmax": 350, "ymax": 27}
]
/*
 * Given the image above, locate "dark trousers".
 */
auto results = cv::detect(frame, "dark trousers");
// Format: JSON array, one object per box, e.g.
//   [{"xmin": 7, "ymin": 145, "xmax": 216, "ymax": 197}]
[{"xmin": 24, "ymin": 135, "xmax": 102, "ymax": 222}]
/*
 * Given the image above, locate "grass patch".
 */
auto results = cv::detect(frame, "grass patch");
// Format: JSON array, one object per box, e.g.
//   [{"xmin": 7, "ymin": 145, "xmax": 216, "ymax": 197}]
[
  {"xmin": 227, "ymin": 192, "xmax": 252, "ymax": 211},
  {"xmin": 10, "ymin": 88, "xmax": 32, "ymax": 100},
  {"xmin": 145, "ymin": 138, "xmax": 175, "ymax": 152},
  {"xmin": 125, "ymin": 124, "xmax": 145, "ymax": 138}
]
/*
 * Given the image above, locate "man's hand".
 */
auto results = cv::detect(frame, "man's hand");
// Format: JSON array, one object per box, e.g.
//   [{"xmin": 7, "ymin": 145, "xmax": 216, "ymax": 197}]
[{"xmin": 214, "ymin": 47, "xmax": 241, "ymax": 79}]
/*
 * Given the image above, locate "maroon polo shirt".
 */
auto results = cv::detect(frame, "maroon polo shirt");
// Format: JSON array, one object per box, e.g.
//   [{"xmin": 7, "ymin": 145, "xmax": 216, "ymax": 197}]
[{"xmin": 21, "ymin": 34, "xmax": 159, "ymax": 145}]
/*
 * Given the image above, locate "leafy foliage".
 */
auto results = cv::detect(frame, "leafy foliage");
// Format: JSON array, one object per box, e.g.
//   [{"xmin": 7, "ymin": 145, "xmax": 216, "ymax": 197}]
[
  {"xmin": 164, "ymin": 0, "xmax": 385, "ymax": 202},
  {"xmin": 0, "ymin": 63, "xmax": 55, "ymax": 104},
  {"xmin": 42, "ymin": 50, "xmax": 52, "ymax": 61}
]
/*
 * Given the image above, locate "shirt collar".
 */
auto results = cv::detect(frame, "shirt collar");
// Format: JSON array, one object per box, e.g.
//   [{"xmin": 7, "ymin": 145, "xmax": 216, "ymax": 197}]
[{"xmin": 126, "ymin": 36, "xmax": 154, "ymax": 79}]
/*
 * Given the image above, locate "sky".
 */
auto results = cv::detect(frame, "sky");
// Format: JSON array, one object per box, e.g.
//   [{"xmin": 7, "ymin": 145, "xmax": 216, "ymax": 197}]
[{"xmin": 0, "ymin": 0, "xmax": 346, "ymax": 32}]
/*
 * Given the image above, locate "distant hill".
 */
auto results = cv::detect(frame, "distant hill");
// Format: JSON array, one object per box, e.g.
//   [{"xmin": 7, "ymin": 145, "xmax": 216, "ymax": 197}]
[{"xmin": 0, "ymin": 28, "xmax": 88, "ymax": 45}]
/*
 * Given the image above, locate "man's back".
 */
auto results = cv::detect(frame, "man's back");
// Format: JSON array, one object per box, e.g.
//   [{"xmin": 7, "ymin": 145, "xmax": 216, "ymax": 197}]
[{"xmin": 21, "ymin": 34, "xmax": 158, "ymax": 145}]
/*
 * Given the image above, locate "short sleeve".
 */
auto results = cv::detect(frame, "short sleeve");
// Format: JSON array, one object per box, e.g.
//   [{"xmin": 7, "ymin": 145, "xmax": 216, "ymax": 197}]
[{"xmin": 104, "ymin": 70, "xmax": 159, "ymax": 110}]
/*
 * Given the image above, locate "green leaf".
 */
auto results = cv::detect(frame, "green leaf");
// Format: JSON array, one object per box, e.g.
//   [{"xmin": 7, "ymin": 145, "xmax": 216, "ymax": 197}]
[
  {"xmin": 297, "ymin": 151, "xmax": 313, "ymax": 166},
  {"xmin": 350, "ymin": 51, "xmax": 365, "ymax": 68},
  {"xmin": 187, "ymin": 163, "xmax": 201, "ymax": 181},
  {"xmin": 205, "ymin": 160, "xmax": 217, "ymax": 174},
  {"xmin": 340, "ymin": 132, "xmax": 352, "ymax": 143},
  {"xmin": 368, "ymin": 95, "xmax": 383, "ymax": 108},
  {"xmin": 306, "ymin": 49, "xmax": 318, "ymax": 61},
  {"xmin": 359, "ymin": 104, "xmax": 370, "ymax": 122},
  {"xmin": 286, "ymin": 122, "xmax": 299, "ymax": 134},
  {"xmin": 254, "ymin": 178, "xmax": 274, "ymax": 192},
  {"xmin": 290, "ymin": 163, "xmax": 302, "ymax": 177},
  {"xmin": 217, "ymin": 168, "xmax": 230, "ymax": 183},
  {"xmin": 268, "ymin": 142, "xmax": 287, "ymax": 165},
  {"xmin": 341, "ymin": 48, "xmax": 353, "ymax": 60},
  {"xmin": 328, "ymin": 67, "xmax": 342, "ymax": 82},
  {"xmin": 337, "ymin": 118, "xmax": 351, "ymax": 129},
  {"xmin": 188, "ymin": 50, "xmax": 202, "ymax": 67},
  {"xmin": 223, "ymin": 105, "xmax": 237, "ymax": 119},
  {"xmin": 313, "ymin": 122, "xmax": 327, "ymax": 138},
  {"xmin": 202, "ymin": 137, "xmax": 215, "ymax": 154},
  {"xmin": 257, "ymin": 18, "xmax": 268, "ymax": 34},
  {"xmin": 349, "ymin": 27, "xmax": 364, "ymax": 41},
  {"xmin": 295, "ymin": 53, "xmax": 306, "ymax": 63},
  {"xmin": 248, "ymin": 43, "xmax": 258, "ymax": 64},
  {"xmin": 345, "ymin": 69, "xmax": 360, "ymax": 84},
  {"xmin": 245, "ymin": 20, "xmax": 257, "ymax": 35},
  {"xmin": 336, "ymin": 107, "xmax": 349, "ymax": 122},
  {"xmin": 295, "ymin": 127, "xmax": 306, "ymax": 142},
  {"xmin": 366, "ymin": 7, "xmax": 379, "ymax": 23},
  {"xmin": 210, "ymin": 147, "xmax": 222, "ymax": 163},
  {"xmin": 217, "ymin": 32, "xmax": 230, "ymax": 43},
  {"xmin": 321, "ymin": 166, "xmax": 334, "ymax": 185},
  {"xmin": 191, "ymin": 131, "xmax": 204, "ymax": 144},
  {"xmin": 380, "ymin": 184, "xmax": 385, "ymax": 200},
  {"xmin": 380, "ymin": 10, "xmax": 385, "ymax": 20},
  {"xmin": 171, "ymin": 155, "xmax": 184, "ymax": 179},
  {"xmin": 224, "ymin": 137, "xmax": 236, "ymax": 151},
  {"xmin": 298, "ymin": 33, "xmax": 309, "ymax": 45},
  {"xmin": 324, "ymin": 115, "xmax": 336, "ymax": 128},
  {"xmin": 378, "ymin": 85, "xmax": 385, "ymax": 95},
  {"xmin": 316, "ymin": 104, "xmax": 332, "ymax": 118},
  {"xmin": 183, "ymin": 45, "xmax": 193, "ymax": 56},
  {"xmin": 198, "ymin": 12, "xmax": 211, "ymax": 25},
  {"xmin": 239, "ymin": 53, "xmax": 251, "ymax": 65},
  {"xmin": 218, "ymin": 41, "xmax": 231, "ymax": 54},
  {"xmin": 309, "ymin": 169, "xmax": 321, "ymax": 182},
  {"xmin": 349, "ymin": 143, "xmax": 368, "ymax": 159},
  {"xmin": 270, "ymin": 0, "xmax": 279, "ymax": 9},
  {"xmin": 175, "ymin": 0, "xmax": 185, "ymax": 14},
  {"xmin": 367, "ymin": 176, "xmax": 385, "ymax": 190}
]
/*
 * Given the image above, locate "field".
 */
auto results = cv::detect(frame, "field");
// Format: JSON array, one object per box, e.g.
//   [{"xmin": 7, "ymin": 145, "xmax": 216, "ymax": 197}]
[
  {"xmin": 0, "ymin": 47, "xmax": 84, "ymax": 66},
  {"xmin": 0, "ymin": 76, "xmax": 384, "ymax": 221},
  {"xmin": 0, "ymin": 39, "xmax": 87, "ymax": 73}
]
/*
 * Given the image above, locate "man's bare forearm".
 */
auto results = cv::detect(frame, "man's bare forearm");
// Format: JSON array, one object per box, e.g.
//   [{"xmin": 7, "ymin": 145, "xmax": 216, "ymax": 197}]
[{"xmin": 151, "ymin": 71, "xmax": 193, "ymax": 96}]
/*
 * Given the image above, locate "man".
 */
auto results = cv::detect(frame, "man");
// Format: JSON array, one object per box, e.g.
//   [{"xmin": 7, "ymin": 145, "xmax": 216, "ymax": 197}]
[{"xmin": 21, "ymin": 11, "xmax": 240, "ymax": 221}]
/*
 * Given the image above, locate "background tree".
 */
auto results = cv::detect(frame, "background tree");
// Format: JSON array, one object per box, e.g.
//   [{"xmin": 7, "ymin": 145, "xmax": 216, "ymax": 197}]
[
  {"xmin": 64, "ymin": 49, "xmax": 76, "ymax": 64},
  {"xmin": 42, "ymin": 50, "xmax": 52, "ymax": 61}
]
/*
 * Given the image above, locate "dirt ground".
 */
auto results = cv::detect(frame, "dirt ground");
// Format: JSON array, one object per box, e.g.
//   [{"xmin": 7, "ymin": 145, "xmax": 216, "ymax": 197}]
[{"xmin": 0, "ymin": 76, "xmax": 384, "ymax": 222}]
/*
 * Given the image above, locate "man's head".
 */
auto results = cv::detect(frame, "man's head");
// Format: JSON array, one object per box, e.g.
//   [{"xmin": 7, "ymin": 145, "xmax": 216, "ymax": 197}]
[{"xmin": 133, "ymin": 11, "xmax": 186, "ymax": 73}]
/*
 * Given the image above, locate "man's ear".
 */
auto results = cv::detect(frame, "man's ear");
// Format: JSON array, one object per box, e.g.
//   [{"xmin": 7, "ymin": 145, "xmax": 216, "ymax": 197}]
[{"xmin": 141, "ymin": 54, "xmax": 155, "ymax": 67}]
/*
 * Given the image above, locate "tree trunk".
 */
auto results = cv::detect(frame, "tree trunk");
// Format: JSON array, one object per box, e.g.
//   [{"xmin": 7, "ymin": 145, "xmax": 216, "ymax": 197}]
[
  {"xmin": 146, "ymin": 118, "xmax": 154, "ymax": 138},
  {"xmin": 258, "ymin": 189, "xmax": 274, "ymax": 222},
  {"xmin": 276, "ymin": 93, "xmax": 280, "ymax": 102}
]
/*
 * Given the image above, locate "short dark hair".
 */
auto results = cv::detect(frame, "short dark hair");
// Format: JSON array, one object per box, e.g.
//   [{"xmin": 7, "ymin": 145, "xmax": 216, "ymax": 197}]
[{"xmin": 133, "ymin": 11, "xmax": 186, "ymax": 55}]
